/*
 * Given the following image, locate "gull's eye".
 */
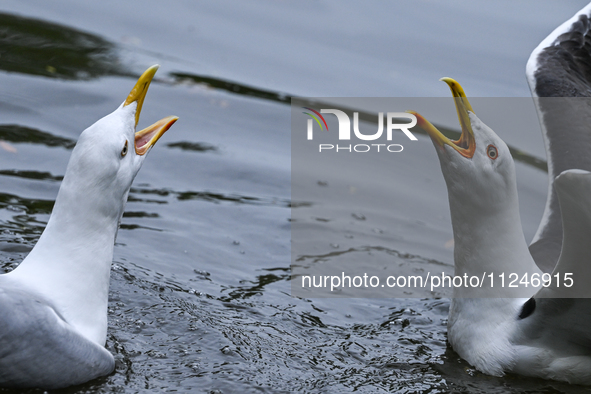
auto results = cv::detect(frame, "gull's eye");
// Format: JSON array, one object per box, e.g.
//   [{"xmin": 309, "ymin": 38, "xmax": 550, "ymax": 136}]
[
  {"xmin": 121, "ymin": 140, "xmax": 128, "ymax": 157},
  {"xmin": 487, "ymin": 144, "xmax": 498, "ymax": 160}
]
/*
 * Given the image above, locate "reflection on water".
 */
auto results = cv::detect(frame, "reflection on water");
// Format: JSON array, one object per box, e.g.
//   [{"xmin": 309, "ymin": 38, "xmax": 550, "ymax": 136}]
[
  {"xmin": 0, "ymin": 125, "xmax": 75, "ymax": 148},
  {"xmin": 130, "ymin": 186, "xmax": 290, "ymax": 207},
  {"xmin": 166, "ymin": 141, "xmax": 218, "ymax": 152},
  {"xmin": 0, "ymin": 12, "xmax": 126, "ymax": 80},
  {"xmin": 0, "ymin": 192, "xmax": 54, "ymax": 215},
  {"xmin": 171, "ymin": 72, "xmax": 290, "ymax": 105}
]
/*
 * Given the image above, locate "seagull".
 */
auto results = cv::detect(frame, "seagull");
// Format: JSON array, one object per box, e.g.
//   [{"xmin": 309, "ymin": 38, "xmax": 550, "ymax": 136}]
[
  {"xmin": 0, "ymin": 65, "xmax": 178, "ymax": 389},
  {"xmin": 408, "ymin": 3, "xmax": 591, "ymax": 384}
]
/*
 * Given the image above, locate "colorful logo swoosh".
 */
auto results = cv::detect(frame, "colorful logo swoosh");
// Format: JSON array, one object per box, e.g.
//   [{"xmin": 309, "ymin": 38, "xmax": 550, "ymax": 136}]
[{"xmin": 302, "ymin": 107, "xmax": 328, "ymax": 131}]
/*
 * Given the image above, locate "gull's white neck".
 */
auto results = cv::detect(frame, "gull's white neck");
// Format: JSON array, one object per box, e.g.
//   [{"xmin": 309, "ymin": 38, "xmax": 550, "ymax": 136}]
[
  {"xmin": 447, "ymin": 183, "xmax": 541, "ymax": 297},
  {"xmin": 444, "ymin": 159, "xmax": 542, "ymax": 374},
  {"xmin": 6, "ymin": 145, "xmax": 127, "ymax": 345}
]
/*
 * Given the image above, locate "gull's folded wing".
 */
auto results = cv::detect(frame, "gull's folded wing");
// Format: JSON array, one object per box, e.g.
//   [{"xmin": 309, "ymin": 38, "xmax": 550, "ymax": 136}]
[
  {"xmin": 0, "ymin": 284, "xmax": 115, "ymax": 389},
  {"xmin": 519, "ymin": 170, "xmax": 591, "ymax": 372},
  {"xmin": 527, "ymin": 3, "xmax": 591, "ymax": 273}
]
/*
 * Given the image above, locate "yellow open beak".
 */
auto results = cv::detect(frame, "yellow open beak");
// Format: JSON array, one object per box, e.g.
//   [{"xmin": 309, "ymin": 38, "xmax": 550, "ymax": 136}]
[
  {"xmin": 135, "ymin": 116, "xmax": 178, "ymax": 155},
  {"xmin": 124, "ymin": 65, "xmax": 179, "ymax": 155},
  {"xmin": 409, "ymin": 78, "xmax": 476, "ymax": 159}
]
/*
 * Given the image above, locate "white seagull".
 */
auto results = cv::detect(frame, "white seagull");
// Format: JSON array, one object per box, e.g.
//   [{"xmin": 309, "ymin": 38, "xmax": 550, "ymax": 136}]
[
  {"xmin": 0, "ymin": 65, "xmax": 178, "ymax": 389},
  {"xmin": 408, "ymin": 3, "xmax": 591, "ymax": 384}
]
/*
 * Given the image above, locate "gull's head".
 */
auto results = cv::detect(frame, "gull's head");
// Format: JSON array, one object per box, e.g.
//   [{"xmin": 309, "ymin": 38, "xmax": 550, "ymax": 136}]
[
  {"xmin": 65, "ymin": 65, "xmax": 178, "ymax": 215},
  {"xmin": 8, "ymin": 66, "xmax": 179, "ymax": 346},
  {"xmin": 409, "ymin": 78, "xmax": 516, "ymax": 215}
]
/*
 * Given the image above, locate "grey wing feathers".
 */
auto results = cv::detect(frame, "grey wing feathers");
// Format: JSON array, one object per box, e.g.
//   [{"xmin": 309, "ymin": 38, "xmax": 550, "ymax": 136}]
[
  {"xmin": 0, "ymin": 286, "xmax": 114, "ymax": 389},
  {"xmin": 527, "ymin": 6, "xmax": 591, "ymax": 272},
  {"xmin": 521, "ymin": 171, "xmax": 591, "ymax": 353},
  {"xmin": 529, "ymin": 13, "xmax": 591, "ymax": 98}
]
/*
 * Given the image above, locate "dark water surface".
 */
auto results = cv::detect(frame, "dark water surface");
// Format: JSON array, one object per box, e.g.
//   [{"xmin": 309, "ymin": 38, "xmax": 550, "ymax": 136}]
[{"xmin": 0, "ymin": 1, "xmax": 590, "ymax": 393}]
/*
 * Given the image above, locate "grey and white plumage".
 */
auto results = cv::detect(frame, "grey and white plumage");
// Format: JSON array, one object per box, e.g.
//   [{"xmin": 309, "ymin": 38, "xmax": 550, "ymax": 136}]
[
  {"xmin": 410, "ymin": 3, "xmax": 591, "ymax": 382},
  {"xmin": 527, "ymin": 2, "xmax": 591, "ymax": 273},
  {"xmin": 0, "ymin": 65, "xmax": 177, "ymax": 389},
  {"xmin": 0, "ymin": 283, "xmax": 115, "ymax": 387},
  {"xmin": 414, "ymin": 78, "xmax": 591, "ymax": 383}
]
